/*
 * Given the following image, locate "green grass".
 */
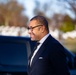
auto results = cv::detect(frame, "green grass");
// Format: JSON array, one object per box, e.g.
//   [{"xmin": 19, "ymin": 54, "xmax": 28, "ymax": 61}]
[{"xmin": 62, "ymin": 38, "xmax": 76, "ymax": 54}]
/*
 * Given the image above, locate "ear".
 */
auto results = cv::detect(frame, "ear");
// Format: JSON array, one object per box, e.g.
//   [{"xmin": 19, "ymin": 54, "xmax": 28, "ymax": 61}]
[{"xmin": 41, "ymin": 26, "xmax": 45, "ymax": 33}]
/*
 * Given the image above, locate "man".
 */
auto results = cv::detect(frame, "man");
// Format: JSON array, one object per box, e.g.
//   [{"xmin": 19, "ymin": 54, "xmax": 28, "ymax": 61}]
[{"xmin": 28, "ymin": 15, "xmax": 70, "ymax": 75}]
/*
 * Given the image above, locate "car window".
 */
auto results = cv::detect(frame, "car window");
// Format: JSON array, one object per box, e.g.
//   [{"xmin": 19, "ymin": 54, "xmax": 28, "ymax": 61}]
[{"xmin": 0, "ymin": 41, "xmax": 29, "ymax": 66}]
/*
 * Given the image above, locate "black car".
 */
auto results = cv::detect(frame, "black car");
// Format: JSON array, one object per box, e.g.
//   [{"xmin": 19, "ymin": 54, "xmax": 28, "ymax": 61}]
[
  {"xmin": 0, "ymin": 35, "xmax": 36, "ymax": 75},
  {"xmin": 0, "ymin": 35, "xmax": 76, "ymax": 75}
]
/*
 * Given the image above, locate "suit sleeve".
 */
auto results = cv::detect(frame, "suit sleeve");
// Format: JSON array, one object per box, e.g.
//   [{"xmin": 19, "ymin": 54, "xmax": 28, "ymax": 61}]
[{"xmin": 49, "ymin": 43, "xmax": 70, "ymax": 75}]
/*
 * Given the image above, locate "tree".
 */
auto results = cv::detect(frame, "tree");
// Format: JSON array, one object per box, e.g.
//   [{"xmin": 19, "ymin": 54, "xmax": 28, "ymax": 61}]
[
  {"xmin": 10, "ymin": 14, "xmax": 28, "ymax": 27},
  {"xmin": 61, "ymin": 0, "xmax": 76, "ymax": 30},
  {"xmin": 0, "ymin": 0, "xmax": 28, "ymax": 26},
  {"xmin": 50, "ymin": 14, "xmax": 64, "ymax": 30},
  {"xmin": 0, "ymin": 14, "xmax": 4, "ymax": 25},
  {"xmin": 60, "ymin": 15, "xmax": 74, "ymax": 32}
]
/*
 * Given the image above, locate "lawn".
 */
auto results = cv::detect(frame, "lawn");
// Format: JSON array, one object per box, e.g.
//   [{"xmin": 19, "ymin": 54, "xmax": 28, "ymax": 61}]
[{"xmin": 62, "ymin": 38, "xmax": 76, "ymax": 54}]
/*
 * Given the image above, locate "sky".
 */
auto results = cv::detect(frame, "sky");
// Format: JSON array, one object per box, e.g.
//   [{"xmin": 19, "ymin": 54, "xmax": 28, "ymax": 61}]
[
  {"xmin": 17, "ymin": 0, "xmax": 36, "ymax": 19},
  {"xmin": 17, "ymin": 0, "xmax": 75, "ymax": 19},
  {"xmin": 0, "ymin": 0, "xmax": 75, "ymax": 19},
  {"xmin": 17, "ymin": 0, "xmax": 53, "ymax": 19}
]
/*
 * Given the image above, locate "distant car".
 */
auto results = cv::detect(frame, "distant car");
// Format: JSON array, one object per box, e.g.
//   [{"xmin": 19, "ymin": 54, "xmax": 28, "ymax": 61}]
[{"xmin": 0, "ymin": 35, "xmax": 76, "ymax": 75}]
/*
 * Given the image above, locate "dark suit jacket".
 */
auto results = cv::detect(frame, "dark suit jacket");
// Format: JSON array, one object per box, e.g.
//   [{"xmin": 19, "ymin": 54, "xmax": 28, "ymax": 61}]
[{"xmin": 28, "ymin": 35, "xmax": 70, "ymax": 75}]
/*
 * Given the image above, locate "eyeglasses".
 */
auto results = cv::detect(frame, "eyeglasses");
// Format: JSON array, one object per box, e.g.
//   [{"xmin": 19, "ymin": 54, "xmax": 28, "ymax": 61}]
[{"xmin": 27, "ymin": 25, "xmax": 43, "ymax": 31}]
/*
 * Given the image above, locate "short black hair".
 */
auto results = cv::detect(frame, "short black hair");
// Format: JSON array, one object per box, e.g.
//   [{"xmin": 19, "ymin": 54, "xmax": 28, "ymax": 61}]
[{"xmin": 30, "ymin": 15, "xmax": 49, "ymax": 32}]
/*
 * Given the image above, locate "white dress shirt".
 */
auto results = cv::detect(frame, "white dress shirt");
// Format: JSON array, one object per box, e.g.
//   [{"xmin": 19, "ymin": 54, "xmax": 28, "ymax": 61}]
[{"xmin": 30, "ymin": 33, "xmax": 50, "ymax": 66}]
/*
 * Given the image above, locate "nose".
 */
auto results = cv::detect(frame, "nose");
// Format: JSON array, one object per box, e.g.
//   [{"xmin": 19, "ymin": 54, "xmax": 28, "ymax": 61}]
[{"xmin": 28, "ymin": 29, "xmax": 31, "ymax": 34}]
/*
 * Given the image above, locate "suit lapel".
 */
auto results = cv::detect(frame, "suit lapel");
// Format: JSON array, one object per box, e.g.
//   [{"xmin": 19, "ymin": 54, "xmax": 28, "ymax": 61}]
[
  {"xmin": 31, "ymin": 35, "xmax": 51, "ymax": 67},
  {"xmin": 31, "ymin": 43, "xmax": 45, "ymax": 67}
]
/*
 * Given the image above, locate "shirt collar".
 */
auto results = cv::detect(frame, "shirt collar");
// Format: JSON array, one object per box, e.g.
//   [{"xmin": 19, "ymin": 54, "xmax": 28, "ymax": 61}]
[{"xmin": 39, "ymin": 33, "xmax": 50, "ymax": 44}]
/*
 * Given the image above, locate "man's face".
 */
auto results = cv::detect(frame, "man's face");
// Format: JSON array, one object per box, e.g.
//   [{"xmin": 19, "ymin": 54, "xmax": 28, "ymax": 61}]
[{"xmin": 28, "ymin": 20, "xmax": 43, "ymax": 41}]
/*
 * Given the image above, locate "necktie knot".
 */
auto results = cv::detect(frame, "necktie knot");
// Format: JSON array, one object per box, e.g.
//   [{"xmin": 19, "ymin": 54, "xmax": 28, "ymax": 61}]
[
  {"xmin": 36, "ymin": 42, "xmax": 40, "ymax": 46},
  {"xmin": 33, "ymin": 42, "xmax": 40, "ymax": 50}
]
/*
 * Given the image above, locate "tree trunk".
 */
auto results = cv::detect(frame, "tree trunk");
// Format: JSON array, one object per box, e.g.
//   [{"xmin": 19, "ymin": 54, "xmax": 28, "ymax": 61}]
[{"xmin": 4, "ymin": 18, "xmax": 9, "ymax": 26}]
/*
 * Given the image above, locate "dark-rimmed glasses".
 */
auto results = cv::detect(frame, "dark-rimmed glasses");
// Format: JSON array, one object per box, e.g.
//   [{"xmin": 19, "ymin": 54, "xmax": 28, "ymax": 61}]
[{"xmin": 27, "ymin": 25, "xmax": 43, "ymax": 31}]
